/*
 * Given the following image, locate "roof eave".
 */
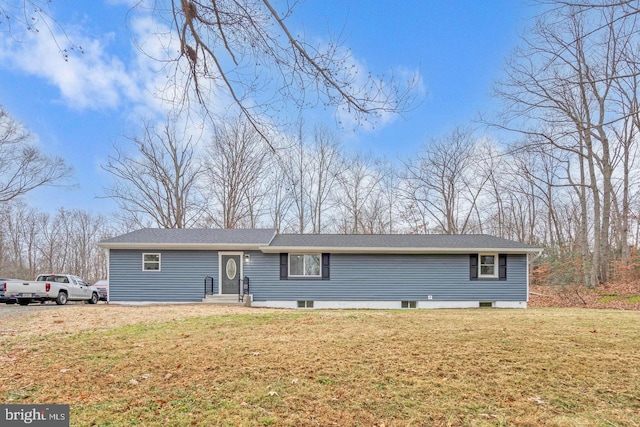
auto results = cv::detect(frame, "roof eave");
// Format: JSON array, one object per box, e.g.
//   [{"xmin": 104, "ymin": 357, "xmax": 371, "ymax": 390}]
[
  {"xmin": 97, "ymin": 243, "xmax": 264, "ymax": 251},
  {"xmin": 259, "ymin": 246, "xmax": 543, "ymax": 254}
]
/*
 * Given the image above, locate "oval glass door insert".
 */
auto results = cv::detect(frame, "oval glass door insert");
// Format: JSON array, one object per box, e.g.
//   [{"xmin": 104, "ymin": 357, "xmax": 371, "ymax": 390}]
[{"xmin": 226, "ymin": 258, "xmax": 237, "ymax": 280}]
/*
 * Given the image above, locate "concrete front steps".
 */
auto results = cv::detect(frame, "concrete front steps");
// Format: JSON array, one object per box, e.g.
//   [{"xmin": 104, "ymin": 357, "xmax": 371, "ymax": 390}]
[{"xmin": 203, "ymin": 294, "xmax": 250, "ymax": 306}]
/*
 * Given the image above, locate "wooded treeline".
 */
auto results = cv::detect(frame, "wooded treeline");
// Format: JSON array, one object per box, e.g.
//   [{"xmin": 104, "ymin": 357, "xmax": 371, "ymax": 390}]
[
  {"xmin": 0, "ymin": 202, "xmax": 110, "ymax": 283},
  {"xmin": 3, "ymin": 1, "xmax": 640, "ymax": 287}
]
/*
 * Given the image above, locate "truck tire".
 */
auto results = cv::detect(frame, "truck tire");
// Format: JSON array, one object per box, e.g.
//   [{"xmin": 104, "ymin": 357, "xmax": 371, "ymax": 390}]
[
  {"xmin": 87, "ymin": 292, "xmax": 99, "ymax": 304},
  {"xmin": 55, "ymin": 291, "xmax": 68, "ymax": 305},
  {"xmin": 17, "ymin": 299, "xmax": 31, "ymax": 306}
]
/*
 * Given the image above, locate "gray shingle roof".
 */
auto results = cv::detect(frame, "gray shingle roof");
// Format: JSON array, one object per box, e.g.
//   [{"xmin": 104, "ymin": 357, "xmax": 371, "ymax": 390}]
[
  {"xmin": 99, "ymin": 229, "xmax": 540, "ymax": 253},
  {"xmin": 99, "ymin": 228, "xmax": 276, "ymax": 249}
]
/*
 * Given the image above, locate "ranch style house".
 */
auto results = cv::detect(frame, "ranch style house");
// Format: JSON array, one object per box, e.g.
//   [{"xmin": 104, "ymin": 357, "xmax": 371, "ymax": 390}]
[{"xmin": 98, "ymin": 229, "xmax": 541, "ymax": 309}]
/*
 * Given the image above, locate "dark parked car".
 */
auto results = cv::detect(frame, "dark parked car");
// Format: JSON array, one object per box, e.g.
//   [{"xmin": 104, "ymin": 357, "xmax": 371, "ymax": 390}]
[
  {"xmin": 93, "ymin": 280, "xmax": 109, "ymax": 302},
  {"xmin": 1, "ymin": 278, "xmax": 19, "ymax": 304}
]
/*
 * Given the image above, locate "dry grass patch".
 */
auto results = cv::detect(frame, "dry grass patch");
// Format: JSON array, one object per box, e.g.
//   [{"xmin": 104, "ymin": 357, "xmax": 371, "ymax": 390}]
[{"xmin": 1, "ymin": 307, "xmax": 639, "ymax": 426}]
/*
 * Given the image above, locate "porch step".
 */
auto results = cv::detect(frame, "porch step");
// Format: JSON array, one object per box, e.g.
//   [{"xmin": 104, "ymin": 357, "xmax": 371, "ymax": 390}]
[{"xmin": 203, "ymin": 294, "xmax": 244, "ymax": 305}]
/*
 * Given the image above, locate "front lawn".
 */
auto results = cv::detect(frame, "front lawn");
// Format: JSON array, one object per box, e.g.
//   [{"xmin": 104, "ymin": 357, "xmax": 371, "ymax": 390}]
[{"xmin": 1, "ymin": 307, "xmax": 638, "ymax": 426}]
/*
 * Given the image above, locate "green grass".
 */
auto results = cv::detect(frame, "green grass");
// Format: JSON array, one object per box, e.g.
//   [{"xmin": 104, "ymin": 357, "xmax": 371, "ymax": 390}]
[
  {"xmin": 597, "ymin": 294, "xmax": 640, "ymax": 303},
  {"xmin": 1, "ymin": 308, "xmax": 639, "ymax": 426}
]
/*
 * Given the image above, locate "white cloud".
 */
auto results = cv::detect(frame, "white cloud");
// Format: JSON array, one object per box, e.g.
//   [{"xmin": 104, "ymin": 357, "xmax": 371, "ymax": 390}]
[
  {"xmin": 0, "ymin": 17, "xmax": 140, "ymax": 111},
  {"xmin": 0, "ymin": 8, "xmax": 186, "ymax": 119},
  {"xmin": 0, "ymin": 3, "xmax": 424, "ymax": 138}
]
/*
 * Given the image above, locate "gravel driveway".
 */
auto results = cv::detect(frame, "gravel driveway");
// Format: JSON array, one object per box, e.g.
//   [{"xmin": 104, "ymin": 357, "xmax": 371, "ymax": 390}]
[{"xmin": 0, "ymin": 301, "xmax": 86, "ymax": 318}]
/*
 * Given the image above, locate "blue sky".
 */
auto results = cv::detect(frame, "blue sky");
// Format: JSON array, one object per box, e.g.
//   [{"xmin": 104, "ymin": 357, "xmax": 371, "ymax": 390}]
[{"xmin": 0, "ymin": 0, "xmax": 533, "ymax": 213}]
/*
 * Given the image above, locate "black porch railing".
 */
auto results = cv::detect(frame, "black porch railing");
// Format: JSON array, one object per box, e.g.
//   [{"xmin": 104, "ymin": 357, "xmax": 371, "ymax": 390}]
[
  {"xmin": 204, "ymin": 276, "xmax": 215, "ymax": 297},
  {"xmin": 239, "ymin": 276, "xmax": 250, "ymax": 302}
]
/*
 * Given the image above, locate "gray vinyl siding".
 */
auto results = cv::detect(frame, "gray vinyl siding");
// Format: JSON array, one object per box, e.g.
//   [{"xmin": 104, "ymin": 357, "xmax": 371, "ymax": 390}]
[
  {"xmin": 109, "ymin": 250, "xmax": 528, "ymax": 302},
  {"xmin": 247, "ymin": 253, "xmax": 527, "ymax": 302},
  {"xmin": 109, "ymin": 250, "xmax": 219, "ymax": 302}
]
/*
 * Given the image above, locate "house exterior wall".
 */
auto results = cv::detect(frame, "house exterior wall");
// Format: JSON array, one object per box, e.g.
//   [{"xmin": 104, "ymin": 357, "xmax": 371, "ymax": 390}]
[
  {"xmin": 247, "ymin": 252, "xmax": 528, "ymax": 304},
  {"xmin": 108, "ymin": 249, "xmax": 528, "ymax": 306},
  {"xmin": 109, "ymin": 250, "xmax": 218, "ymax": 302}
]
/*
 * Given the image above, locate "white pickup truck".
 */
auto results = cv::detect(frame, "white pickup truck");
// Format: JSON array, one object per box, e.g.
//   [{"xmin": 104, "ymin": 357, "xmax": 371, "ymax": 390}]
[{"xmin": 2, "ymin": 274, "xmax": 100, "ymax": 306}]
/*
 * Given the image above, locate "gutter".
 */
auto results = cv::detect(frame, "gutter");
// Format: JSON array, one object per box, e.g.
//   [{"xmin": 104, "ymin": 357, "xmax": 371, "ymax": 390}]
[
  {"xmin": 97, "ymin": 243, "xmax": 266, "ymax": 251},
  {"xmin": 258, "ymin": 246, "xmax": 543, "ymax": 255}
]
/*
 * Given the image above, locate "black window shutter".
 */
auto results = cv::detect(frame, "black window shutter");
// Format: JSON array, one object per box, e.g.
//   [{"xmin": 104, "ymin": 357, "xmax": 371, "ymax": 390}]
[
  {"xmin": 279, "ymin": 253, "xmax": 288, "ymax": 280},
  {"xmin": 322, "ymin": 253, "xmax": 330, "ymax": 280},
  {"xmin": 470, "ymin": 254, "xmax": 478, "ymax": 280},
  {"xmin": 499, "ymin": 254, "xmax": 507, "ymax": 281}
]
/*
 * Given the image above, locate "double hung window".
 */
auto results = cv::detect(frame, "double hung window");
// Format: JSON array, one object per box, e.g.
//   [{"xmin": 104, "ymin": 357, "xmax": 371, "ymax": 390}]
[
  {"xmin": 143, "ymin": 253, "xmax": 161, "ymax": 271},
  {"xmin": 479, "ymin": 254, "xmax": 498, "ymax": 278},
  {"xmin": 289, "ymin": 254, "xmax": 321, "ymax": 277}
]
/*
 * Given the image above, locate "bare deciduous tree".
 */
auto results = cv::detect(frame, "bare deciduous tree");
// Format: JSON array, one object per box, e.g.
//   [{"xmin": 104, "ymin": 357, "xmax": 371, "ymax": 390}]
[
  {"xmin": 494, "ymin": 1, "xmax": 640, "ymax": 285},
  {"xmin": 2, "ymin": 0, "xmax": 420, "ymax": 144},
  {"xmin": 401, "ymin": 127, "xmax": 488, "ymax": 234},
  {"xmin": 103, "ymin": 119, "xmax": 204, "ymax": 229},
  {"xmin": 334, "ymin": 153, "xmax": 383, "ymax": 234},
  {"xmin": 266, "ymin": 163, "xmax": 293, "ymax": 233},
  {"xmin": 0, "ymin": 1, "xmax": 83, "ymax": 59},
  {"xmin": 3, "ymin": 202, "xmax": 49, "ymax": 279},
  {"xmin": 284, "ymin": 121, "xmax": 309, "ymax": 233},
  {"xmin": 0, "ymin": 106, "xmax": 73, "ymax": 202},
  {"xmin": 200, "ymin": 117, "xmax": 270, "ymax": 228},
  {"xmin": 306, "ymin": 125, "xmax": 343, "ymax": 233},
  {"xmin": 0, "ymin": 201, "xmax": 111, "ymax": 282},
  {"xmin": 162, "ymin": 0, "xmax": 420, "ymax": 136}
]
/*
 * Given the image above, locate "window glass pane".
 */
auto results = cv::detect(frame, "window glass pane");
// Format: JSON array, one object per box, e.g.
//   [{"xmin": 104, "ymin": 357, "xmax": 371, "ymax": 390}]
[
  {"xmin": 144, "ymin": 262, "xmax": 159, "ymax": 271},
  {"xmin": 480, "ymin": 265, "xmax": 494, "ymax": 275},
  {"xmin": 226, "ymin": 258, "xmax": 237, "ymax": 280},
  {"xmin": 144, "ymin": 254, "xmax": 159, "ymax": 262},
  {"xmin": 305, "ymin": 254, "xmax": 321, "ymax": 276},
  {"xmin": 480, "ymin": 255, "xmax": 494, "ymax": 265},
  {"xmin": 290, "ymin": 254, "xmax": 304, "ymax": 276}
]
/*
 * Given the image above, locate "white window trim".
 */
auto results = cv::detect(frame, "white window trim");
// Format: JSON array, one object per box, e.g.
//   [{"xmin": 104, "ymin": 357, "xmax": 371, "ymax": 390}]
[
  {"xmin": 142, "ymin": 253, "xmax": 161, "ymax": 272},
  {"xmin": 478, "ymin": 252, "xmax": 498, "ymax": 278},
  {"xmin": 289, "ymin": 253, "xmax": 322, "ymax": 278}
]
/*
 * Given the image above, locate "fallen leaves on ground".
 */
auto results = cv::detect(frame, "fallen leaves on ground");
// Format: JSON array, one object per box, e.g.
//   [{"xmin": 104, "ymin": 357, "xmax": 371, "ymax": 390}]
[{"xmin": 529, "ymin": 279, "xmax": 640, "ymax": 310}]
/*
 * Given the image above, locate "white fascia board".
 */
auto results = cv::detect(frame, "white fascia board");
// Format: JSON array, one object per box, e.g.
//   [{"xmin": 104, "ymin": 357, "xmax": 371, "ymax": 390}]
[
  {"xmin": 97, "ymin": 243, "xmax": 263, "ymax": 251},
  {"xmin": 259, "ymin": 246, "xmax": 543, "ymax": 255}
]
